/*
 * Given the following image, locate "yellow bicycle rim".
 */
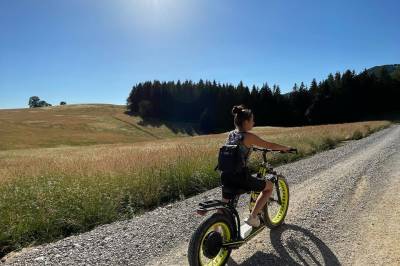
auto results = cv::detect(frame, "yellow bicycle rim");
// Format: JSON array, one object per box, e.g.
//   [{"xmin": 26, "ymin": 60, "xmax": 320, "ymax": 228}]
[
  {"xmin": 270, "ymin": 179, "xmax": 289, "ymax": 224},
  {"xmin": 199, "ymin": 222, "xmax": 231, "ymax": 266}
]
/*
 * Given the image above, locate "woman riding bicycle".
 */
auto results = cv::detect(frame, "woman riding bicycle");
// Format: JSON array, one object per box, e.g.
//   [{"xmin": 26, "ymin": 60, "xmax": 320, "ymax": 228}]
[{"xmin": 222, "ymin": 104, "xmax": 292, "ymax": 227}]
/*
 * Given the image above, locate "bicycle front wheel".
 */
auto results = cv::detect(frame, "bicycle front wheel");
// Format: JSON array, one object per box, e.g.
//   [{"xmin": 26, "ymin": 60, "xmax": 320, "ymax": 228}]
[{"xmin": 263, "ymin": 175, "xmax": 289, "ymax": 229}]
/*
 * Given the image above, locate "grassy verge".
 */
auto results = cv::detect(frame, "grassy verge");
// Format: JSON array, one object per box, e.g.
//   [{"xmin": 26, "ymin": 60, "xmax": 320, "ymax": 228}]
[{"xmin": 0, "ymin": 121, "xmax": 391, "ymax": 257}]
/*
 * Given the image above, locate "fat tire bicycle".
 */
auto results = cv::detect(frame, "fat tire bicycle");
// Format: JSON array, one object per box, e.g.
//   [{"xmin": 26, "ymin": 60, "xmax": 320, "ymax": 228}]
[{"xmin": 187, "ymin": 147, "xmax": 297, "ymax": 266}]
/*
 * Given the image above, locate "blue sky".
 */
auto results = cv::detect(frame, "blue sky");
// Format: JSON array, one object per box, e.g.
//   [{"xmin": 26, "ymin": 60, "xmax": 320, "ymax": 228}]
[{"xmin": 1, "ymin": 0, "xmax": 399, "ymax": 109}]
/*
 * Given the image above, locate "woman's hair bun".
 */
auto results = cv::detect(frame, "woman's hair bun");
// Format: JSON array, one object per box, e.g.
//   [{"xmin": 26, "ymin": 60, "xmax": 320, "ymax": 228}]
[{"xmin": 231, "ymin": 105, "xmax": 245, "ymax": 115}]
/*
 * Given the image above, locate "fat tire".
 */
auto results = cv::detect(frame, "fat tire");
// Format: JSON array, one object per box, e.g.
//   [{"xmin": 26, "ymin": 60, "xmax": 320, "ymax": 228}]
[
  {"xmin": 264, "ymin": 176, "xmax": 290, "ymax": 229},
  {"xmin": 188, "ymin": 213, "xmax": 235, "ymax": 266}
]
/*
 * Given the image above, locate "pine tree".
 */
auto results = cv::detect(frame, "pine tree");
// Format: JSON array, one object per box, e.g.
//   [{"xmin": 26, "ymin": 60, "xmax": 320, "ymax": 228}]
[{"xmin": 310, "ymin": 79, "xmax": 318, "ymax": 95}]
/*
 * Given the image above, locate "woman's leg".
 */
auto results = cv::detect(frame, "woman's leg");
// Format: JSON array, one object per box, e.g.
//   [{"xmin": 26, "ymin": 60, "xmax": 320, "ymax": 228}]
[{"xmin": 250, "ymin": 181, "xmax": 273, "ymax": 218}]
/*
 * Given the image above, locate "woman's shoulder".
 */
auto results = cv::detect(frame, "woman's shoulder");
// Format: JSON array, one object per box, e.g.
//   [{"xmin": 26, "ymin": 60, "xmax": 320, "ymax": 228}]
[
  {"xmin": 243, "ymin": 131, "xmax": 256, "ymax": 137},
  {"xmin": 227, "ymin": 129, "xmax": 255, "ymax": 140},
  {"xmin": 237, "ymin": 130, "xmax": 254, "ymax": 138},
  {"xmin": 241, "ymin": 131, "xmax": 259, "ymax": 146}
]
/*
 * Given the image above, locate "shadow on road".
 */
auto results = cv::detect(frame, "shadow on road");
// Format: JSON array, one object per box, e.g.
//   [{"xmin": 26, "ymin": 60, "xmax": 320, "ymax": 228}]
[{"xmin": 227, "ymin": 224, "xmax": 340, "ymax": 265}]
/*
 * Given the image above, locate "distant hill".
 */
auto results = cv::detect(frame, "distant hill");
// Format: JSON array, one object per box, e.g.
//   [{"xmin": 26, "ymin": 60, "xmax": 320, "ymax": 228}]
[
  {"xmin": 0, "ymin": 104, "xmax": 199, "ymax": 150},
  {"xmin": 366, "ymin": 64, "xmax": 400, "ymax": 78}
]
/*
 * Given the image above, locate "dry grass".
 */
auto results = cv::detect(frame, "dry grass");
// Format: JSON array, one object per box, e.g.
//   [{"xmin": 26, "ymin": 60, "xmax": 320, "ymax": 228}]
[
  {"xmin": 0, "ymin": 104, "xmax": 197, "ymax": 150},
  {"xmin": 0, "ymin": 120, "xmax": 391, "ymax": 257}
]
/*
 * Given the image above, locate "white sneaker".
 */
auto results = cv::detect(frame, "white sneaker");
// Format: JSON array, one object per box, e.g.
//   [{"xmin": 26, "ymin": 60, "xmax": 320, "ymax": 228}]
[{"xmin": 244, "ymin": 215, "xmax": 260, "ymax": 227}]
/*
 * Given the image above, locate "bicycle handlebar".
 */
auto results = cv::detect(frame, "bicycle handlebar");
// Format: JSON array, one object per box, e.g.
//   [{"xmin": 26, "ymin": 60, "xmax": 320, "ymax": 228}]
[{"xmin": 252, "ymin": 147, "xmax": 298, "ymax": 154}]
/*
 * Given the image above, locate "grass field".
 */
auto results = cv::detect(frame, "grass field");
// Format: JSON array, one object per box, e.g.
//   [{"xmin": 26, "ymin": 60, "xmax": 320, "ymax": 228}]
[
  {"xmin": 0, "ymin": 109, "xmax": 391, "ymax": 257},
  {"xmin": 0, "ymin": 104, "xmax": 198, "ymax": 150}
]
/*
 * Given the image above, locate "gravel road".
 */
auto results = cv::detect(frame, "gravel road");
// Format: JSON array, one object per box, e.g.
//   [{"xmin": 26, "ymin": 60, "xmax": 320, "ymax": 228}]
[{"xmin": 3, "ymin": 125, "xmax": 400, "ymax": 266}]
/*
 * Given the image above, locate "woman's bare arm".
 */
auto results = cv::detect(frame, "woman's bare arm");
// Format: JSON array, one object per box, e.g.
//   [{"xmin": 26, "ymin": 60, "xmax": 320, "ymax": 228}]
[{"xmin": 243, "ymin": 132, "xmax": 291, "ymax": 151}]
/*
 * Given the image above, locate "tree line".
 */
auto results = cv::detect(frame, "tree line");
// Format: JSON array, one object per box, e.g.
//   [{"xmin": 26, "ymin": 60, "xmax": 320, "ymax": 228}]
[
  {"xmin": 126, "ymin": 67, "xmax": 400, "ymax": 133},
  {"xmin": 28, "ymin": 96, "xmax": 67, "ymax": 108}
]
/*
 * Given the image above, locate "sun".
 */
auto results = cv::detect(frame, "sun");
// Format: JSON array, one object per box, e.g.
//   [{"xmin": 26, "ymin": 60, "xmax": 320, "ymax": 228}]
[{"xmin": 115, "ymin": 0, "xmax": 197, "ymax": 34}]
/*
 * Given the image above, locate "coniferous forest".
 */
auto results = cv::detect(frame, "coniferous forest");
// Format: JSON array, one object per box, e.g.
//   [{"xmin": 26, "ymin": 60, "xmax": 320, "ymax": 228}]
[{"xmin": 127, "ymin": 65, "xmax": 400, "ymax": 133}]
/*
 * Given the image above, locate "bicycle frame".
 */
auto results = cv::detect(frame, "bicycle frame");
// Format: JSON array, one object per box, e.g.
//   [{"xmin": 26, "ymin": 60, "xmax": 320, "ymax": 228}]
[{"xmin": 254, "ymin": 148, "xmax": 283, "ymax": 205}]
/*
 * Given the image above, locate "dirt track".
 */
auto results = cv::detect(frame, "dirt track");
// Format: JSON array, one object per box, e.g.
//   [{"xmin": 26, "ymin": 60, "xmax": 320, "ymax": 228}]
[
  {"xmin": 4, "ymin": 125, "xmax": 400, "ymax": 266},
  {"xmin": 150, "ymin": 125, "xmax": 400, "ymax": 266}
]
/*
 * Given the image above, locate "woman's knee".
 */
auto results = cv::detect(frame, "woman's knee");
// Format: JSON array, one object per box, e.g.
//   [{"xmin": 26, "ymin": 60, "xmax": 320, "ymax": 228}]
[{"xmin": 263, "ymin": 181, "xmax": 273, "ymax": 192}]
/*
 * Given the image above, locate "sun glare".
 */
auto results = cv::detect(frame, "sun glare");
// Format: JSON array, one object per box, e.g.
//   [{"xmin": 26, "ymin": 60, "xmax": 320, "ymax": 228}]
[{"xmin": 116, "ymin": 0, "xmax": 197, "ymax": 33}]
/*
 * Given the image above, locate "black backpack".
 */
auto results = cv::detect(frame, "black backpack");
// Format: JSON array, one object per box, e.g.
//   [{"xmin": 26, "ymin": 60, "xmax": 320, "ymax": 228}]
[
  {"xmin": 215, "ymin": 132, "xmax": 246, "ymax": 173},
  {"xmin": 215, "ymin": 144, "xmax": 243, "ymax": 173}
]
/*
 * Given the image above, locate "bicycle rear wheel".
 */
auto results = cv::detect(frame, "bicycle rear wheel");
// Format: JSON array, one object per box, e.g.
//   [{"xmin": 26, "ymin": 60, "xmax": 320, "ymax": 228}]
[
  {"xmin": 263, "ymin": 176, "xmax": 289, "ymax": 228},
  {"xmin": 188, "ymin": 213, "xmax": 234, "ymax": 266}
]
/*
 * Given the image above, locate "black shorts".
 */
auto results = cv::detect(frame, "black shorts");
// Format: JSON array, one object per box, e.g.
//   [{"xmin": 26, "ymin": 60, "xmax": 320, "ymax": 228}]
[{"xmin": 220, "ymin": 168, "xmax": 266, "ymax": 196}]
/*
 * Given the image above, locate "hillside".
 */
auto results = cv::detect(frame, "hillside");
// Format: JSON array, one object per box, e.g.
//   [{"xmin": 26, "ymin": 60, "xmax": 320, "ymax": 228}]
[
  {"xmin": 0, "ymin": 104, "xmax": 198, "ymax": 150},
  {"xmin": 366, "ymin": 64, "xmax": 400, "ymax": 78}
]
